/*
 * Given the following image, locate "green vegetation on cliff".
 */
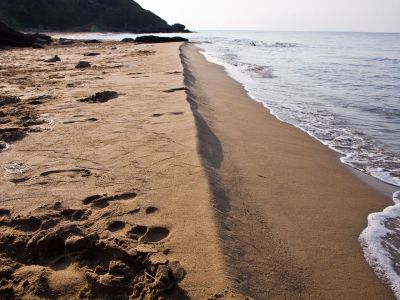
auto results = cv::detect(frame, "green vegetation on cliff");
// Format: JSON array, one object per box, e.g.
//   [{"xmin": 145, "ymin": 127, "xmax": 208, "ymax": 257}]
[{"xmin": 0, "ymin": 0, "xmax": 187, "ymax": 33}]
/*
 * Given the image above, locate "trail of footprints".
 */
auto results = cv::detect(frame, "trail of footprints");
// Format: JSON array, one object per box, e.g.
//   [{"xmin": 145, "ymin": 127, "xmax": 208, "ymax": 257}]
[
  {"xmin": 0, "ymin": 191, "xmax": 182, "ymax": 299},
  {"xmin": 81, "ymin": 192, "xmax": 170, "ymax": 244}
]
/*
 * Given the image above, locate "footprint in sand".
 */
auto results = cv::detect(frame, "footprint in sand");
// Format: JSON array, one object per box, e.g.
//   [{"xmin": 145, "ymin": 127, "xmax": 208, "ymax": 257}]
[
  {"xmin": 163, "ymin": 87, "xmax": 187, "ymax": 93},
  {"xmin": 10, "ymin": 216, "xmax": 42, "ymax": 232},
  {"xmin": 63, "ymin": 118, "xmax": 98, "ymax": 124},
  {"xmin": 145, "ymin": 206, "xmax": 158, "ymax": 215},
  {"xmin": 0, "ymin": 209, "xmax": 10, "ymax": 217},
  {"xmin": 127, "ymin": 225, "xmax": 170, "ymax": 243},
  {"xmin": 129, "ymin": 207, "xmax": 141, "ymax": 214},
  {"xmin": 142, "ymin": 227, "xmax": 170, "ymax": 243},
  {"xmin": 83, "ymin": 192, "xmax": 137, "ymax": 208},
  {"xmin": 152, "ymin": 113, "xmax": 164, "ymax": 117},
  {"xmin": 107, "ymin": 220, "xmax": 126, "ymax": 232},
  {"xmin": 40, "ymin": 168, "xmax": 92, "ymax": 178},
  {"xmin": 151, "ymin": 112, "xmax": 184, "ymax": 118}
]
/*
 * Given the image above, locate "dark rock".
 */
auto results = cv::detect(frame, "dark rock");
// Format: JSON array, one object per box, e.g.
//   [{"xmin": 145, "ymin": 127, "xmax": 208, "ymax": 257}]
[
  {"xmin": 29, "ymin": 32, "xmax": 52, "ymax": 45},
  {"xmin": 171, "ymin": 23, "xmax": 186, "ymax": 32},
  {"xmin": 84, "ymin": 39, "xmax": 101, "ymax": 44},
  {"xmin": 135, "ymin": 35, "xmax": 188, "ymax": 44},
  {"xmin": 0, "ymin": 142, "xmax": 8, "ymax": 151},
  {"xmin": 0, "ymin": 96, "xmax": 20, "ymax": 107},
  {"xmin": 76, "ymin": 61, "xmax": 91, "ymax": 68},
  {"xmin": 79, "ymin": 91, "xmax": 119, "ymax": 103},
  {"xmin": 0, "ymin": 21, "xmax": 37, "ymax": 47},
  {"xmin": 59, "ymin": 38, "xmax": 74, "ymax": 45},
  {"xmin": 83, "ymin": 52, "xmax": 100, "ymax": 57},
  {"xmin": 121, "ymin": 38, "xmax": 135, "ymax": 43},
  {"xmin": 32, "ymin": 43, "xmax": 45, "ymax": 49},
  {"xmin": 1, "ymin": 129, "xmax": 26, "ymax": 143},
  {"xmin": 22, "ymin": 119, "xmax": 45, "ymax": 127},
  {"xmin": 44, "ymin": 55, "xmax": 61, "ymax": 63}
]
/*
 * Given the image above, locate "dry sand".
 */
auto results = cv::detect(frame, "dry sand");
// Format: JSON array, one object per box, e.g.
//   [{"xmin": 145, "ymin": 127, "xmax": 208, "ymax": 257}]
[
  {"xmin": 0, "ymin": 41, "xmax": 230, "ymax": 299},
  {"xmin": 181, "ymin": 43, "xmax": 395, "ymax": 299}
]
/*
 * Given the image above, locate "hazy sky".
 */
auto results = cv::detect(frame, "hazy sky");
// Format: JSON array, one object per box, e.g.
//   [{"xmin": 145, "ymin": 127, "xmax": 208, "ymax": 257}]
[{"xmin": 137, "ymin": 0, "xmax": 400, "ymax": 32}]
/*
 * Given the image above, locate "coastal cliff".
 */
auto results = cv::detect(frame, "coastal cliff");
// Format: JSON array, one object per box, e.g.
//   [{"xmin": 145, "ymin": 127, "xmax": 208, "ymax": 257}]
[{"xmin": 0, "ymin": 0, "xmax": 188, "ymax": 33}]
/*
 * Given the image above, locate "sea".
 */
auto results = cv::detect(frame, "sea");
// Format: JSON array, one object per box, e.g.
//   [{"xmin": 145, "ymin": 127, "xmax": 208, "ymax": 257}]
[{"xmin": 66, "ymin": 30, "xmax": 400, "ymax": 297}]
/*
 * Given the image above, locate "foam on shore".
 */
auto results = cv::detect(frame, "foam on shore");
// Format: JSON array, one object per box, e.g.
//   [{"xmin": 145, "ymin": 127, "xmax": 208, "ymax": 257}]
[{"xmin": 360, "ymin": 198, "xmax": 400, "ymax": 299}]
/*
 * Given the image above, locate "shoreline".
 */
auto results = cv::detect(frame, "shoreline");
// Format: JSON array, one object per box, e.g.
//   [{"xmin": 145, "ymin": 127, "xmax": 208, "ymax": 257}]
[
  {"xmin": 198, "ymin": 45, "xmax": 400, "ymax": 203},
  {"xmin": 181, "ymin": 42, "xmax": 395, "ymax": 298}
]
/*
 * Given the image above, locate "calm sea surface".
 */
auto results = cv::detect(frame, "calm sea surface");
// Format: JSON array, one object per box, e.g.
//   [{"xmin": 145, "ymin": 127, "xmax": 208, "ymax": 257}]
[{"xmin": 66, "ymin": 30, "xmax": 400, "ymax": 297}]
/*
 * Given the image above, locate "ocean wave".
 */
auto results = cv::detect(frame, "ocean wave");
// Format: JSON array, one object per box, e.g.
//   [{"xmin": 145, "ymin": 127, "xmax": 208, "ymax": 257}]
[
  {"xmin": 251, "ymin": 41, "xmax": 300, "ymax": 48},
  {"xmin": 362, "ymin": 106, "xmax": 400, "ymax": 118},
  {"xmin": 369, "ymin": 57, "xmax": 400, "ymax": 64},
  {"xmin": 240, "ymin": 63, "xmax": 276, "ymax": 79},
  {"xmin": 359, "ymin": 202, "xmax": 400, "ymax": 299}
]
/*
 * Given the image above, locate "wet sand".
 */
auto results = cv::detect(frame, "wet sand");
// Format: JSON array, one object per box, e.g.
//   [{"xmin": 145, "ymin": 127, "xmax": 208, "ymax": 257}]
[
  {"xmin": 181, "ymin": 43, "xmax": 394, "ymax": 299},
  {"xmin": 0, "ymin": 41, "xmax": 230, "ymax": 299}
]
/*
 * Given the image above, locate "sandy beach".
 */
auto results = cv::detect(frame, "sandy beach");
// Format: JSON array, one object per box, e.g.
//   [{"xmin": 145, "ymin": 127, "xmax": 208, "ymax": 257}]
[
  {"xmin": 0, "ymin": 41, "xmax": 230, "ymax": 299},
  {"xmin": 0, "ymin": 39, "xmax": 395, "ymax": 299}
]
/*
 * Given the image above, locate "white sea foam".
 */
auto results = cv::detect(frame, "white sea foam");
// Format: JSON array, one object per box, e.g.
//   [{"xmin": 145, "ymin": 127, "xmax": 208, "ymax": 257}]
[
  {"xmin": 360, "ymin": 202, "xmax": 400, "ymax": 299},
  {"xmin": 394, "ymin": 191, "xmax": 400, "ymax": 204}
]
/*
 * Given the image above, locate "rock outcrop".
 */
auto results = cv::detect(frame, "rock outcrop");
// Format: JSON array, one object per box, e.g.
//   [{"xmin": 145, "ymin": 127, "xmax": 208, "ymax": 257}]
[
  {"xmin": 0, "ymin": 21, "xmax": 51, "ymax": 47},
  {"xmin": 135, "ymin": 36, "xmax": 189, "ymax": 44},
  {"xmin": 0, "ymin": 0, "xmax": 189, "ymax": 33}
]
